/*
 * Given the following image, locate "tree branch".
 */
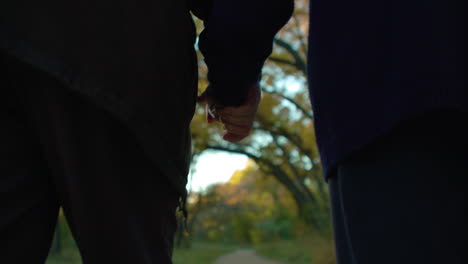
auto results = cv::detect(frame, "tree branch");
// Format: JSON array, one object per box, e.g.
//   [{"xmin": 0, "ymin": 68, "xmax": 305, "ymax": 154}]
[
  {"xmin": 273, "ymin": 38, "xmax": 307, "ymax": 74},
  {"xmin": 261, "ymin": 88, "xmax": 313, "ymax": 120},
  {"xmin": 268, "ymin": 56, "xmax": 297, "ymax": 68},
  {"xmin": 201, "ymin": 143, "xmax": 324, "ymax": 228},
  {"xmin": 292, "ymin": 14, "xmax": 308, "ymax": 55},
  {"xmin": 255, "ymin": 115, "xmax": 315, "ymax": 160},
  {"xmin": 204, "ymin": 145, "xmax": 260, "ymax": 161},
  {"xmin": 271, "ymin": 135, "xmax": 304, "ymax": 183}
]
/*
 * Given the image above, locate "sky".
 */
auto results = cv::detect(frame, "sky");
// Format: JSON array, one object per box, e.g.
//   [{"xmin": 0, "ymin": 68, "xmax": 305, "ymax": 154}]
[{"xmin": 187, "ymin": 151, "xmax": 249, "ymax": 192}]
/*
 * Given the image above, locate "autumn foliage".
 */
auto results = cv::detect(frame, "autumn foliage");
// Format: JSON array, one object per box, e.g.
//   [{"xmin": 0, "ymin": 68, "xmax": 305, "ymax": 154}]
[{"xmin": 185, "ymin": 0, "xmax": 333, "ymax": 249}]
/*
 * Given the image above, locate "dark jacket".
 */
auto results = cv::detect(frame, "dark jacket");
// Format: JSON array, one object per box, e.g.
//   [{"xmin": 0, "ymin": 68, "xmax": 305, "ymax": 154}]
[
  {"xmin": 1, "ymin": 0, "xmax": 199, "ymax": 198},
  {"xmin": 308, "ymin": 0, "xmax": 466, "ymax": 178}
]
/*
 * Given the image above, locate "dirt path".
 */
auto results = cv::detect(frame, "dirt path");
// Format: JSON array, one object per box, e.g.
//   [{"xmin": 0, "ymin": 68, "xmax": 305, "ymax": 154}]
[{"xmin": 213, "ymin": 249, "xmax": 285, "ymax": 264}]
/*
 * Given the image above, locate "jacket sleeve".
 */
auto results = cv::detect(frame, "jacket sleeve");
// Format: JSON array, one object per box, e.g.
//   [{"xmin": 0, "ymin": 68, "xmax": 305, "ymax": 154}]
[{"xmin": 197, "ymin": 0, "xmax": 294, "ymax": 106}]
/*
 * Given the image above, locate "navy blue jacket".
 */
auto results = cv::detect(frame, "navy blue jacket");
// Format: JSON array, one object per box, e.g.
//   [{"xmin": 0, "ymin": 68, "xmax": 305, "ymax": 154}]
[{"xmin": 201, "ymin": 0, "xmax": 466, "ymax": 179}]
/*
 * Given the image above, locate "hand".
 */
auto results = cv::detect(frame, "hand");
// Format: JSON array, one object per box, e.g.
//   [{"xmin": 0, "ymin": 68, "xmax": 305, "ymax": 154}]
[{"xmin": 197, "ymin": 85, "xmax": 261, "ymax": 142}]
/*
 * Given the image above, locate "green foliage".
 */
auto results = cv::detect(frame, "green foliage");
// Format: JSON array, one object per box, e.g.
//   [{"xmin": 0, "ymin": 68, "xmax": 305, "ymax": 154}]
[
  {"xmin": 255, "ymin": 235, "xmax": 336, "ymax": 264},
  {"xmin": 46, "ymin": 248, "xmax": 81, "ymax": 264},
  {"xmin": 256, "ymin": 240, "xmax": 312, "ymax": 264},
  {"xmin": 255, "ymin": 217, "xmax": 295, "ymax": 242},
  {"xmin": 173, "ymin": 243, "xmax": 237, "ymax": 264},
  {"xmin": 47, "ymin": 212, "xmax": 81, "ymax": 264}
]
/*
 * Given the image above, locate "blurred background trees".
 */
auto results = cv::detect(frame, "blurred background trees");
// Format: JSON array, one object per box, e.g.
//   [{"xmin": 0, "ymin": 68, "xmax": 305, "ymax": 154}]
[
  {"xmin": 188, "ymin": 0, "xmax": 331, "ymax": 237},
  {"xmin": 181, "ymin": 0, "xmax": 335, "ymax": 262}
]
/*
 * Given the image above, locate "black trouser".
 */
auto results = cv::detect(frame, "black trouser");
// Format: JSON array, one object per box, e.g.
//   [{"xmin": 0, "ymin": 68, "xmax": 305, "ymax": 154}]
[
  {"xmin": 330, "ymin": 110, "xmax": 467, "ymax": 264},
  {"xmin": 0, "ymin": 54, "xmax": 179, "ymax": 263}
]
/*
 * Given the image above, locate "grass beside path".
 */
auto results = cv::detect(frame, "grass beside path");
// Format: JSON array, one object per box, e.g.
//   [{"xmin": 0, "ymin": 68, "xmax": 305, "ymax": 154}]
[
  {"xmin": 255, "ymin": 240, "xmax": 313, "ymax": 264},
  {"xmin": 173, "ymin": 243, "xmax": 237, "ymax": 264},
  {"xmin": 254, "ymin": 237, "xmax": 335, "ymax": 264},
  {"xmin": 47, "ymin": 247, "xmax": 81, "ymax": 264},
  {"xmin": 46, "ymin": 242, "xmax": 236, "ymax": 264}
]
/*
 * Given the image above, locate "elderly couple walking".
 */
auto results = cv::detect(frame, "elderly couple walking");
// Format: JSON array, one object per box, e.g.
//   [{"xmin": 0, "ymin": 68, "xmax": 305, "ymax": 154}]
[{"xmin": 0, "ymin": 0, "xmax": 465, "ymax": 263}]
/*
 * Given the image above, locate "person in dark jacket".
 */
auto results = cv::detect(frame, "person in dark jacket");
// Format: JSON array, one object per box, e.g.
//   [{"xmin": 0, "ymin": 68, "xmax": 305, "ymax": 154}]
[
  {"xmin": 0, "ymin": 0, "xmax": 291, "ymax": 263},
  {"xmin": 202, "ymin": 0, "xmax": 466, "ymax": 264}
]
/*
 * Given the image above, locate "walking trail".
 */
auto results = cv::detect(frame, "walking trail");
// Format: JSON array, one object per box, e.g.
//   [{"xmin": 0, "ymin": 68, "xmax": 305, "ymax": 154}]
[{"xmin": 213, "ymin": 249, "xmax": 285, "ymax": 264}]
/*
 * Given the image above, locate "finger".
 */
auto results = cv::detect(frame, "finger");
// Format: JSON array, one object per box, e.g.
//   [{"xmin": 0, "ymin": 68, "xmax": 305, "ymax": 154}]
[
  {"xmin": 223, "ymin": 122, "xmax": 251, "ymax": 137},
  {"xmin": 220, "ymin": 115, "xmax": 254, "ymax": 127},
  {"xmin": 221, "ymin": 116, "xmax": 254, "ymax": 130},
  {"xmin": 223, "ymin": 132, "xmax": 248, "ymax": 143}
]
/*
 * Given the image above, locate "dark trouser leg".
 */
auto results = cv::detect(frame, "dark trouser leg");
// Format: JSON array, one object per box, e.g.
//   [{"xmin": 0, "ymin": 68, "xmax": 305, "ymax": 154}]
[
  {"xmin": 0, "ymin": 57, "xmax": 59, "ymax": 263},
  {"xmin": 2, "ymin": 53, "xmax": 180, "ymax": 263},
  {"xmin": 330, "ymin": 110, "xmax": 467, "ymax": 264}
]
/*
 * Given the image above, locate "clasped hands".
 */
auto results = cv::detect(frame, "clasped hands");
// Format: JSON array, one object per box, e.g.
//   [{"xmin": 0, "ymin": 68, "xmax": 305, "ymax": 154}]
[{"xmin": 197, "ymin": 85, "xmax": 261, "ymax": 143}]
